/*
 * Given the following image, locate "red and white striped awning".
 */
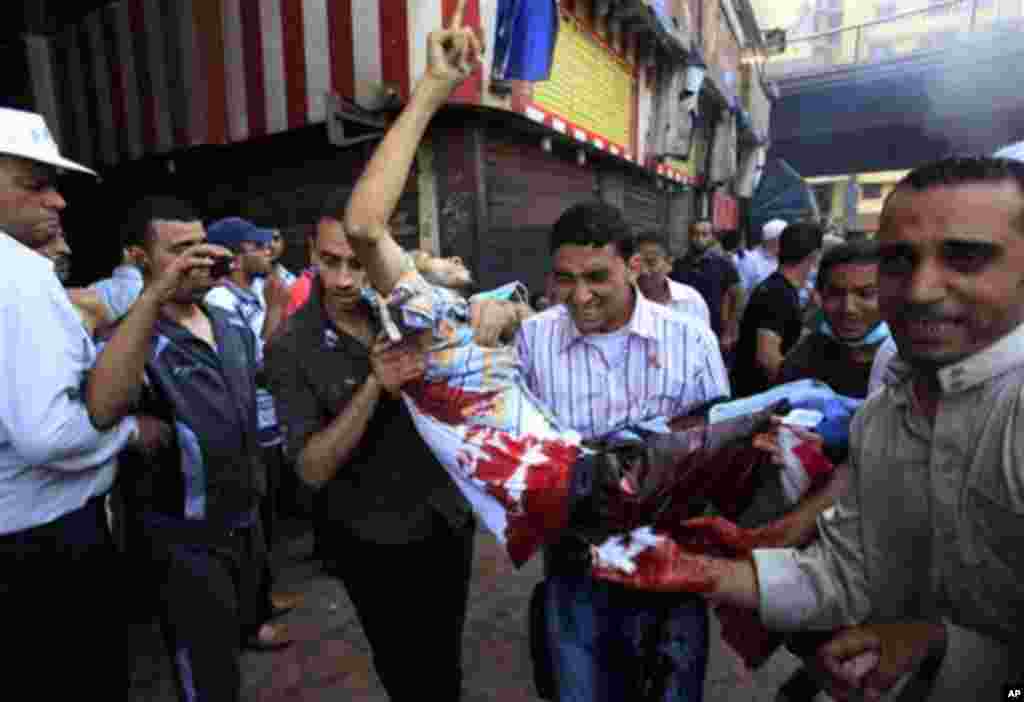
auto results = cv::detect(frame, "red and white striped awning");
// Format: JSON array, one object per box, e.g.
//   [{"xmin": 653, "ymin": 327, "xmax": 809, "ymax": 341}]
[
  {"xmin": 28, "ymin": 0, "xmax": 492, "ymax": 169},
  {"xmin": 26, "ymin": 0, "xmax": 703, "ymax": 185}
]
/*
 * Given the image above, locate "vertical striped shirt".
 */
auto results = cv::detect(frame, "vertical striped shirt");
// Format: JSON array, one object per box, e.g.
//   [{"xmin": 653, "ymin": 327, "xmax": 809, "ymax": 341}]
[{"xmin": 515, "ymin": 292, "xmax": 731, "ymax": 440}]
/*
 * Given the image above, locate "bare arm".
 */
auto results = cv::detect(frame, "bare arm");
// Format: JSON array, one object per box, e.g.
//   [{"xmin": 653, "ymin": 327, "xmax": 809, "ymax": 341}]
[
  {"xmin": 260, "ymin": 303, "xmax": 286, "ymax": 343},
  {"xmin": 276, "ymin": 334, "xmax": 426, "ymax": 488},
  {"xmin": 343, "ymin": 1, "xmax": 483, "ymax": 297},
  {"xmin": 720, "ymin": 283, "xmax": 742, "ymax": 349},
  {"xmin": 710, "ymin": 557, "xmax": 763, "ymax": 610},
  {"xmin": 297, "ymin": 376, "xmax": 382, "ymax": 487},
  {"xmin": 86, "ymin": 288, "xmax": 162, "ymax": 428},
  {"xmin": 260, "ymin": 273, "xmax": 291, "ymax": 342},
  {"xmin": 776, "ymin": 463, "xmax": 850, "ymax": 547},
  {"xmin": 755, "ymin": 329, "xmax": 786, "ymax": 382}
]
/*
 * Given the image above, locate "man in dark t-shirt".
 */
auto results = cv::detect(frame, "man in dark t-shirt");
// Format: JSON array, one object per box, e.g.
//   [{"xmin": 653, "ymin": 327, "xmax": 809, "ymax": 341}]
[
  {"xmin": 733, "ymin": 222, "xmax": 822, "ymax": 398},
  {"xmin": 778, "ymin": 240, "xmax": 889, "ymax": 399},
  {"xmin": 671, "ymin": 219, "xmax": 742, "ymax": 352},
  {"xmin": 265, "ymin": 214, "xmax": 476, "ymax": 702}
]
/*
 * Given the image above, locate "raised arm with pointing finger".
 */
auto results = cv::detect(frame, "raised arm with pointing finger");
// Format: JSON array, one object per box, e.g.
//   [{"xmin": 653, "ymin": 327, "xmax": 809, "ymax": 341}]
[{"xmin": 342, "ymin": 0, "xmax": 484, "ymax": 298}]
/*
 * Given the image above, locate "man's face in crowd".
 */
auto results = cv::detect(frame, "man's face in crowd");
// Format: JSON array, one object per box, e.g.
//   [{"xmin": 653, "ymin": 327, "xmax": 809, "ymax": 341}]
[
  {"xmin": 315, "ymin": 217, "xmax": 367, "ymax": 317},
  {"xmin": 688, "ymin": 222, "xmax": 715, "ymax": 254},
  {"xmin": 634, "ymin": 242, "xmax": 673, "ymax": 281},
  {"xmin": 269, "ymin": 230, "xmax": 285, "ymax": 263},
  {"xmin": 239, "ymin": 239, "xmax": 274, "ymax": 277},
  {"xmin": 552, "ymin": 242, "xmax": 634, "ymax": 334},
  {"xmin": 422, "ymin": 255, "xmax": 473, "ymax": 290},
  {"xmin": 142, "ymin": 219, "xmax": 211, "ymax": 304},
  {"xmin": 0, "ymin": 157, "xmax": 66, "ymax": 248},
  {"xmin": 820, "ymin": 261, "xmax": 881, "ymax": 342},
  {"xmin": 878, "ymin": 180, "xmax": 1024, "ymax": 370},
  {"xmin": 37, "ymin": 230, "xmax": 73, "ymax": 283}
]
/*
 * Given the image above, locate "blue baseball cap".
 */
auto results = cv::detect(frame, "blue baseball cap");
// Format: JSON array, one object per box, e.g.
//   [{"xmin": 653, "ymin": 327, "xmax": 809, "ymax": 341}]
[{"xmin": 206, "ymin": 217, "xmax": 274, "ymax": 250}]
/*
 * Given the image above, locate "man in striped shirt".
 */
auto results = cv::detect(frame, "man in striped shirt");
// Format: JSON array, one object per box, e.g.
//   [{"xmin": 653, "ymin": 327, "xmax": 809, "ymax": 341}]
[
  {"xmin": 516, "ymin": 201, "xmax": 731, "ymax": 702},
  {"xmin": 339, "ymin": 9, "xmax": 731, "ymax": 700}
]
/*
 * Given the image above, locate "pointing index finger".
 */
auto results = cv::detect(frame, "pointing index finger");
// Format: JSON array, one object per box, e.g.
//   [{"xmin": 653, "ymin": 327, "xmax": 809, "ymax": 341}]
[{"xmin": 449, "ymin": 0, "xmax": 467, "ymax": 29}]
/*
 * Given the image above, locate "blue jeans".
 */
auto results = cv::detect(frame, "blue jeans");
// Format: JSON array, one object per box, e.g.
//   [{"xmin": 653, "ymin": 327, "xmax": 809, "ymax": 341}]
[{"xmin": 545, "ymin": 572, "xmax": 709, "ymax": 702}]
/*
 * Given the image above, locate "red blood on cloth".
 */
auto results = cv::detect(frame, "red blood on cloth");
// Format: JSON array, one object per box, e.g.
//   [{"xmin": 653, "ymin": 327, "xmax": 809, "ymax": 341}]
[
  {"xmin": 591, "ymin": 532, "xmax": 722, "ymax": 594},
  {"xmin": 592, "ymin": 514, "xmax": 825, "ymax": 670},
  {"xmin": 405, "ymin": 379, "xmax": 501, "ymax": 426},
  {"xmin": 451, "ymin": 425, "xmax": 581, "ymax": 567},
  {"xmin": 792, "ymin": 437, "xmax": 835, "ymax": 484}
]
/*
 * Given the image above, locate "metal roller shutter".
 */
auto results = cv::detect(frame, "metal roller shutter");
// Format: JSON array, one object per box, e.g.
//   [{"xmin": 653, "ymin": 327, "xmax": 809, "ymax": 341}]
[{"xmin": 484, "ymin": 128, "xmax": 598, "ymax": 295}]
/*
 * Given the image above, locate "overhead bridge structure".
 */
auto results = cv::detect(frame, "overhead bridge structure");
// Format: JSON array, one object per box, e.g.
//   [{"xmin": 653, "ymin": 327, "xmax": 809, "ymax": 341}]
[{"xmin": 766, "ymin": 1, "xmax": 1024, "ymax": 176}]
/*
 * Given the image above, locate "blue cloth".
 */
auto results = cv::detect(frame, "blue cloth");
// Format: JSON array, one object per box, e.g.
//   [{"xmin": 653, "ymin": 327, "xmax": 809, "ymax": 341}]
[
  {"xmin": 709, "ymin": 379, "xmax": 863, "ymax": 453},
  {"xmin": 546, "ymin": 573, "xmax": 708, "ymax": 702},
  {"xmin": 89, "ymin": 264, "xmax": 143, "ymax": 320},
  {"xmin": 818, "ymin": 318, "xmax": 891, "ymax": 348},
  {"xmin": 492, "ymin": 0, "xmax": 560, "ymax": 82}
]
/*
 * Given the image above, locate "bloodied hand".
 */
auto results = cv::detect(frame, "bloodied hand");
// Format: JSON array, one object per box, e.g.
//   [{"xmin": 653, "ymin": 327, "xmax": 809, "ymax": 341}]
[{"xmin": 369, "ymin": 333, "xmax": 427, "ymax": 397}]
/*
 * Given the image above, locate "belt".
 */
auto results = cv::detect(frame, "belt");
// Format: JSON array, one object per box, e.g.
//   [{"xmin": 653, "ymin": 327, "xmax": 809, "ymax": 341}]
[
  {"xmin": 137, "ymin": 508, "xmax": 259, "ymax": 548},
  {"xmin": 0, "ymin": 494, "xmax": 107, "ymax": 544}
]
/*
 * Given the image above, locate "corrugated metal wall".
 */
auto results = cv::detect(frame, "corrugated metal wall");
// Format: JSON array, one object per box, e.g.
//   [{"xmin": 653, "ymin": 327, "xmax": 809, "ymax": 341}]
[{"xmin": 485, "ymin": 127, "xmax": 598, "ymax": 294}]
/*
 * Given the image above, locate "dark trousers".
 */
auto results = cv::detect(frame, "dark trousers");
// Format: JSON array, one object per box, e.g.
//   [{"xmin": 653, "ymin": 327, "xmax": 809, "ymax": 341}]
[
  {"xmin": 1, "ymin": 496, "xmax": 131, "ymax": 700},
  {"xmin": 260, "ymin": 443, "xmax": 284, "ymax": 550},
  {"xmin": 132, "ymin": 511, "xmax": 272, "ymax": 702},
  {"xmin": 326, "ymin": 512, "xmax": 475, "ymax": 702}
]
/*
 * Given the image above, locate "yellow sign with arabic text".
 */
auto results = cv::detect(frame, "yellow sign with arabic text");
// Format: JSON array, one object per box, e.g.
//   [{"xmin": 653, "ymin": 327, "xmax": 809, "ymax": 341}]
[{"xmin": 532, "ymin": 13, "xmax": 635, "ymax": 150}]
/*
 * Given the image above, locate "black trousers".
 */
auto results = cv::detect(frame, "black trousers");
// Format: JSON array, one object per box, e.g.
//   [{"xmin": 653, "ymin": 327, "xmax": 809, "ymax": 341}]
[
  {"xmin": 260, "ymin": 442, "xmax": 286, "ymax": 550},
  {"xmin": 326, "ymin": 512, "xmax": 475, "ymax": 702},
  {"xmin": 132, "ymin": 511, "xmax": 272, "ymax": 702},
  {"xmin": 1, "ymin": 496, "xmax": 131, "ymax": 700}
]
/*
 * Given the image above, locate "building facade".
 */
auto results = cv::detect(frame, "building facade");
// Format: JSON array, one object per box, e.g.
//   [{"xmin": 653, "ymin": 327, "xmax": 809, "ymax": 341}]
[{"xmin": 11, "ymin": 0, "xmax": 775, "ymax": 290}]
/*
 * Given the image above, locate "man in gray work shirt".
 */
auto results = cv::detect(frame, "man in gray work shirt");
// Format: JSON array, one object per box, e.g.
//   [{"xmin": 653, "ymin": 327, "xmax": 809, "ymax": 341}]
[{"xmin": 593, "ymin": 157, "xmax": 1024, "ymax": 701}]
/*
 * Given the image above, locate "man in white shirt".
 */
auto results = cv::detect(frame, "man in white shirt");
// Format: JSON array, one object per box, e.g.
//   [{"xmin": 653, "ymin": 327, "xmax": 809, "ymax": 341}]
[
  {"xmin": 89, "ymin": 246, "xmax": 145, "ymax": 322},
  {"xmin": 633, "ymin": 229, "xmax": 712, "ymax": 327},
  {"xmin": 738, "ymin": 218, "xmax": 784, "ymax": 296},
  {"xmin": 0, "ymin": 108, "xmax": 165, "ymax": 699},
  {"xmin": 592, "ymin": 156, "xmax": 1024, "ymax": 701}
]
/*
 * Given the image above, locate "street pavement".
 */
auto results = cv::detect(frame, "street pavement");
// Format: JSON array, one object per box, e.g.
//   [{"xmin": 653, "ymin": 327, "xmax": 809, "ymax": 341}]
[{"xmin": 128, "ymin": 519, "xmax": 803, "ymax": 701}]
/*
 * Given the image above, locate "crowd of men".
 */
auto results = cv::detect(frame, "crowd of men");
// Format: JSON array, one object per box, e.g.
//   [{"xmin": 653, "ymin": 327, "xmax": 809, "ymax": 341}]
[{"xmin": 2, "ymin": 6, "xmax": 1022, "ymax": 702}]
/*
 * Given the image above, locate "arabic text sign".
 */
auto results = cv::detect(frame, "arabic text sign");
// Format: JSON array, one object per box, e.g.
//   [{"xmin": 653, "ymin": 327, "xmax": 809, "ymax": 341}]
[{"xmin": 532, "ymin": 12, "xmax": 635, "ymax": 151}]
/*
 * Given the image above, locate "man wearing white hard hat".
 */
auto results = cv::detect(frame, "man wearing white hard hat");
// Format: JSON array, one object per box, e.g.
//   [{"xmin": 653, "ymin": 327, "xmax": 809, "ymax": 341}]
[
  {"xmin": 737, "ymin": 218, "xmax": 785, "ymax": 299},
  {"xmin": 0, "ymin": 107, "xmax": 174, "ymax": 698}
]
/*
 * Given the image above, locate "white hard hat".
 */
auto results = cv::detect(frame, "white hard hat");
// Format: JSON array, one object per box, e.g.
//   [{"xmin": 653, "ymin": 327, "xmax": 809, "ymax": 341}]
[
  {"xmin": 762, "ymin": 219, "xmax": 788, "ymax": 241},
  {"xmin": 0, "ymin": 107, "xmax": 96, "ymax": 176}
]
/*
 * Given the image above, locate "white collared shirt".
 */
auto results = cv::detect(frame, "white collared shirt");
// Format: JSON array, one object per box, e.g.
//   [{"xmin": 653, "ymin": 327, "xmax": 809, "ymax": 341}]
[
  {"xmin": 515, "ymin": 292, "xmax": 730, "ymax": 440},
  {"xmin": 0, "ymin": 232, "xmax": 137, "ymax": 534},
  {"xmin": 735, "ymin": 247, "xmax": 777, "ymax": 295},
  {"xmin": 867, "ymin": 335, "xmax": 900, "ymax": 395}
]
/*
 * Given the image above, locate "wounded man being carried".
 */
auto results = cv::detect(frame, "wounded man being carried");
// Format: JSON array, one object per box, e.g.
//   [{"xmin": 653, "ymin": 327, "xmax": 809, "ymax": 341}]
[
  {"xmin": 363, "ymin": 254, "xmax": 847, "ymax": 571},
  {"xmin": 337, "ymin": 1, "xmax": 853, "ymax": 590}
]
